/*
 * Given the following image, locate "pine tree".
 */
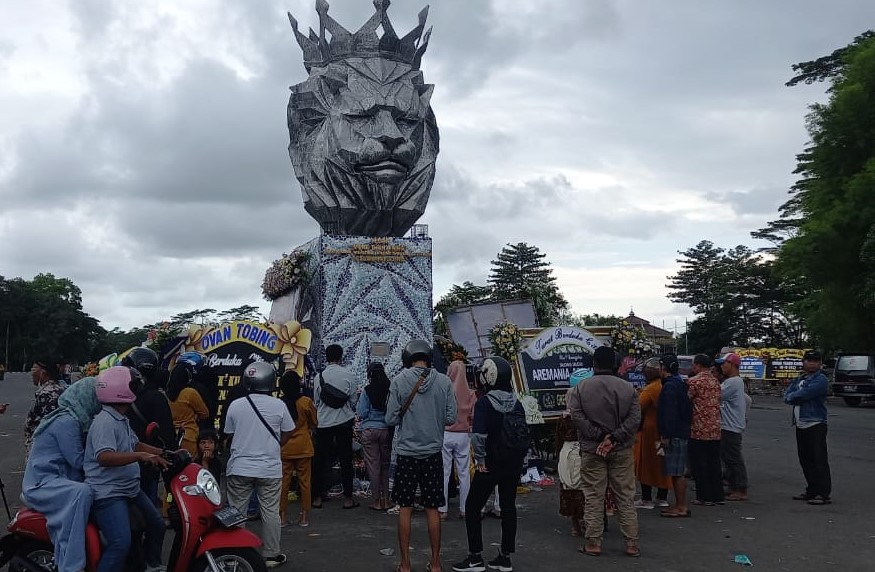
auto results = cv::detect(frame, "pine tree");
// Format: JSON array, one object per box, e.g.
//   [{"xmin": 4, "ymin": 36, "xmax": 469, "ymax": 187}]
[{"xmin": 487, "ymin": 243, "xmax": 568, "ymax": 326}]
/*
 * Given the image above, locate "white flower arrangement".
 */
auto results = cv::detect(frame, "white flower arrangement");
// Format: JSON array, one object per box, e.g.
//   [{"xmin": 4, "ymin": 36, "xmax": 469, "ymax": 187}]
[{"xmin": 262, "ymin": 250, "xmax": 312, "ymax": 301}]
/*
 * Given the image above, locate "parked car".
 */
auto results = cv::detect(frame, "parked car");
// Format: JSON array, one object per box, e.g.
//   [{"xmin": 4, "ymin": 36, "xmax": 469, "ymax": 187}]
[
  {"xmin": 678, "ymin": 355, "xmax": 695, "ymax": 381},
  {"xmin": 832, "ymin": 353, "xmax": 875, "ymax": 407}
]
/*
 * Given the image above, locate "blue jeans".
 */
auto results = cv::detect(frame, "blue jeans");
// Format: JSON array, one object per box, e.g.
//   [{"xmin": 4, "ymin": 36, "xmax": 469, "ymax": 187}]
[{"xmin": 92, "ymin": 491, "xmax": 165, "ymax": 571}]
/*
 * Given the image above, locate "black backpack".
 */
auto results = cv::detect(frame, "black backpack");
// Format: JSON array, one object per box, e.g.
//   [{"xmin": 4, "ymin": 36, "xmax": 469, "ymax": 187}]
[{"xmin": 499, "ymin": 402, "xmax": 531, "ymax": 457}]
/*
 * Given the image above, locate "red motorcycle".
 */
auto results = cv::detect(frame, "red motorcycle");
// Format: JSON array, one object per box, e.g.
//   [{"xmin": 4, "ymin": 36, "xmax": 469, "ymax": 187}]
[{"xmin": 0, "ymin": 449, "xmax": 266, "ymax": 572}]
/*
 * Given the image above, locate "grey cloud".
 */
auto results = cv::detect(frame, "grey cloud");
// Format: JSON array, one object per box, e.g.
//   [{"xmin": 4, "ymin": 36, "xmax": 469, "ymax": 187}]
[
  {"xmin": 122, "ymin": 196, "xmax": 318, "ymax": 258},
  {"xmin": 705, "ymin": 186, "xmax": 790, "ymax": 215}
]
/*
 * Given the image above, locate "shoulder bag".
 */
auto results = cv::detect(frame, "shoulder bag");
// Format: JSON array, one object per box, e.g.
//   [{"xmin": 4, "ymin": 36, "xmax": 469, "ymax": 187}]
[{"xmin": 245, "ymin": 395, "xmax": 280, "ymax": 444}]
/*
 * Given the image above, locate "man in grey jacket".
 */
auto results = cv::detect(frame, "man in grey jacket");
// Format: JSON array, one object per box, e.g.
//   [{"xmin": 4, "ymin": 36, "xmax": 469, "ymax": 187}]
[
  {"xmin": 386, "ymin": 339, "xmax": 457, "ymax": 572},
  {"xmin": 567, "ymin": 346, "xmax": 641, "ymax": 558}
]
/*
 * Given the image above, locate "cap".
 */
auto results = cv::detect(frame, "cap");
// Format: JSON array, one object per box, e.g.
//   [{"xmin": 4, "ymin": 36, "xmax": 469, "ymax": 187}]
[
  {"xmin": 715, "ymin": 353, "xmax": 741, "ymax": 367},
  {"xmin": 803, "ymin": 350, "xmax": 822, "ymax": 361}
]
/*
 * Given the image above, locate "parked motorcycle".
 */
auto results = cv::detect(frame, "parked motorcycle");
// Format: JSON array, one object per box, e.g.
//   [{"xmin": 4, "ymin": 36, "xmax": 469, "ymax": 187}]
[{"xmin": 0, "ymin": 445, "xmax": 266, "ymax": 571}]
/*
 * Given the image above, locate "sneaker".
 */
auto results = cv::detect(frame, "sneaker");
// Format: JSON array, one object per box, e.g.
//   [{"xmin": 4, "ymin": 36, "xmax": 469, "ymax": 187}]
[
  {"xmin": 145, "ymin": 566, "xmax": 167, "ymax": 572},
  {"xmin": 655, "ymin": 499, "xmax": 671, "ymax": 508},
  {"xmin": 792, "ymin": 492, "xmax": 813, "ymax": 501},
  {"xmin": 265, "ymin": 554, "xmax": 287, "ymax": 568},
  {"xmin": 807, "ymin": 495, "xmax": 832, "ymax": 505},
  {"xmin": 634, "ymin": 500, "xmax": 654, "ymax": 510},
  {"xmin": 487, "ymin": 553, "xmax": 513, "ymax": 572},
  {"xmin": 453, "ymin": 554, "xmax": 486, "ymax": 572}
]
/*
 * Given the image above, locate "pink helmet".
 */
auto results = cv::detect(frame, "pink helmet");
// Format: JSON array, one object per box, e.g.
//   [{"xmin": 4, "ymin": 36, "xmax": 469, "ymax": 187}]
[{"xmin": 96, "ymin": 366, "xmax": 143, "ymax": 404}]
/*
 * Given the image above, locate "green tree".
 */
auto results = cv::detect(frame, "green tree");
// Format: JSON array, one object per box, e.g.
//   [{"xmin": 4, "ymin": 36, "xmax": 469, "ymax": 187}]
[
  {"xmin": 488, "ymin": 242, "xmax": 568, "ymax": 326},
  {"xmin": 216, "ymin": 305, "xmax": 263, "ymax": 323},
  {"xmin": 0, "ymin": 273, "xmax": 106, "ymax": 369},
  {"xmin": 667, "ymin": 242, "xmax": 808, "ymax": 347},
  {"xmin": 765, "ymin": 32, "xmax": 875, "ymax": 349},
  {"xmin": 433, "ymin": 282, "xmax": 493, "ymax": 336},
  {"xmin": 560, "ymin": 312, "xmax": 623, "ymax": 328}
]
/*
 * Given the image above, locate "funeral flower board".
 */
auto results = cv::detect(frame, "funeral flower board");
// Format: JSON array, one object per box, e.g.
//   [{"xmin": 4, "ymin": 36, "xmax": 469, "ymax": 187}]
[{"xmin": 517, "ymin": 327, "xmax": 604, "ymax": 417}]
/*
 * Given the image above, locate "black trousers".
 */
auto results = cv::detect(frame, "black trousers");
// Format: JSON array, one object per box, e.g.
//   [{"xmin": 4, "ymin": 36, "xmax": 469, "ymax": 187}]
[
  {"xmin": 721, "ymin": 430, "xmax": 748, "ymax": 493},
  {"xmin": 464, "ymin": 471, "xmax": 518, "ymax": 555},
  {"xmin": 796, "ymin": 424, "xmax": 831, "ymax": 498},
  {"xmin": 313, "ymin": 419, "xmax": 355, "ymax": 499},
  {"xmin": 689, "ymin": 439, "xmax": 724, "ymax": 503}
]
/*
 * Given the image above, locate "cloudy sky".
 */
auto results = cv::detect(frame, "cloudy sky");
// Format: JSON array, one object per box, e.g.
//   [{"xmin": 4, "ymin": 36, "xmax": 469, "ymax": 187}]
[{"xmin": 1, "ymin": 0, "xmax": 872, "ymax": 333}]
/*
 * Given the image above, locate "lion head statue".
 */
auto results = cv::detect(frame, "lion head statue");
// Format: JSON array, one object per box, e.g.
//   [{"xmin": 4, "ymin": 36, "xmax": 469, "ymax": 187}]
[{"xmin": 287, "ymin": 1, "xmax": 440, "ymax": 237}]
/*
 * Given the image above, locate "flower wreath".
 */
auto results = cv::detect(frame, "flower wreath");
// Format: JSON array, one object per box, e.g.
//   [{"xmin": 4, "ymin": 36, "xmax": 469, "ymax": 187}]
[
  {"xmin": 262, "ymin": 250, "xmax": 312, "ymax": 301},
  {"xmin": 488, "ymin": 320, "xmax": 523, "ymax": 362}
]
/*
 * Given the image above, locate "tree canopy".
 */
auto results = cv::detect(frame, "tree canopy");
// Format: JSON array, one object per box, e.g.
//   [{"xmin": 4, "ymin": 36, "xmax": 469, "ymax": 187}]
[
  {"xmin": 0, "ymin": 274, "xmax": 104, "ymax": 369},
  {"xmin": 667, "ymin": 241, "xmax": 808, "ymax": 351},
  {"xmin": 434, "ymin": 242, "xmax": 569, "ymax": 332},
  {"xmin": 757, "ymin": 31, "xmax": 875, "ymax": 349}
]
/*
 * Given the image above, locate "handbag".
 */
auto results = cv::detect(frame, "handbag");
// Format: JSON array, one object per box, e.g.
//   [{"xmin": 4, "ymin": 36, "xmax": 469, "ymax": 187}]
[
  {"xmin": 318, "ymin": 373, "xmax": 350, "ymax": 409},
  {"xmin": 245, "ymin": 395, "xmax": 279, "ymax": 444},
  {"xmin": 558, "ymin": 440, "xmax": 585, "ymax": 490}
]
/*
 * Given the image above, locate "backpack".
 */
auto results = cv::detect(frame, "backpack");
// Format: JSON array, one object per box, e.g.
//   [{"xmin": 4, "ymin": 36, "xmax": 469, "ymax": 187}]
[{"xmin": 499, "ymin": 403, "xmax": 531, "ymax": 457}]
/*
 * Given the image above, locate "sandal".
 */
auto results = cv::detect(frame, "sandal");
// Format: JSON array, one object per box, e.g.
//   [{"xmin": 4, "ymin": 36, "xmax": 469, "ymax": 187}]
[{"xmin": 660, "ymin": 510, "xmax": 691, "ymax": 518}]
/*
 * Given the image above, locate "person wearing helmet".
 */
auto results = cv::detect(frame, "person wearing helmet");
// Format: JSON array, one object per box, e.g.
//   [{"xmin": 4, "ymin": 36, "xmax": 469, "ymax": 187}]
[
  {"xmin": 386, "ymin": 339, "xmax": 457, "ymax": 572},
  {"xmin": 84, "ymin": 366, "xmax": 171, "ymax": 572},
  {"xmin": 122, "ymin": 347, "xmax": 176, "ymax": 507},
  {"xmin": 175, "ymin": 351, "xmax": 219, "ymax": 428},
  {"xmin": 223, "ymin": 360, "xmax": 294, "ymax": 569},
  {"xmin": 312, "ymin": 344, "xmax": 359, "ymax": 510},
  {"xmin": 166, "ymin": 364, "xmax": 210, "ymax": 456},
  {"xmin": 452, "ymin": 356, "xmax": 527, "ymax": 572}
]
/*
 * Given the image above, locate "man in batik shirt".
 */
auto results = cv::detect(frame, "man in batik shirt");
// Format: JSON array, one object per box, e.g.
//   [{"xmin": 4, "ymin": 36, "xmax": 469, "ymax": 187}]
[{"xmin": 24, "ymin": 359, "xmax": 65, "ymax": 453}]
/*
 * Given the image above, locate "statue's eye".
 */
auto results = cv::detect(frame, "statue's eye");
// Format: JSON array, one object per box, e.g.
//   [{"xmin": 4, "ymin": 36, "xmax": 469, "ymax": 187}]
[{"xmin": 398, "ymin": 115, "xmax": 421, "ymax": 126}]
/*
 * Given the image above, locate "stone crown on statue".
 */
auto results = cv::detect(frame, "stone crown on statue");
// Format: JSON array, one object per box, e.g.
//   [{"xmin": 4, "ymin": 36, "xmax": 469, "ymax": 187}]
[{"xmin": 288, "ymin": 0, "xmax": 432, "ymax": 72}]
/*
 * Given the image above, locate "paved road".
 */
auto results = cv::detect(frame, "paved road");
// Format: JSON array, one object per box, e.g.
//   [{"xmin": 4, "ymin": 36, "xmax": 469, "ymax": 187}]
[{"xmin": 1, "ymin": 372, "xmax": 873, "ymax": 571}]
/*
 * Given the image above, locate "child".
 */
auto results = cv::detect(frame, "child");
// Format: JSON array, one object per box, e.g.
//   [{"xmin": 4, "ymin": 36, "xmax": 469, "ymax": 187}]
[
  {"xmin": 85, "ymin": 366, "xmax": 170, "ymax": 572},
  {"xmin": 195, "ymin": 429, "xmax": 224, "ymax": 487}
]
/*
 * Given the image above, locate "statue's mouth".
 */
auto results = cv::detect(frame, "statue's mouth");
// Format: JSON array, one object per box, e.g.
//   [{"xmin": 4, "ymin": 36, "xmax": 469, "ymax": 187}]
[{"xmin": 357, "ymin": 160, "xmax": 409, "ymax": 183}]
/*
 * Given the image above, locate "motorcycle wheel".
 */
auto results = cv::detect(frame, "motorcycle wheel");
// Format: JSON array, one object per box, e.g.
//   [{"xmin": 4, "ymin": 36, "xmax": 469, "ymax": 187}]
[
  {"xmin": 16, "ymin": 541, "xmax": 55, "ymax": 571},
  {"xmin": 194, "ymin": 548, "xmax": 268, "ymax": 572}
]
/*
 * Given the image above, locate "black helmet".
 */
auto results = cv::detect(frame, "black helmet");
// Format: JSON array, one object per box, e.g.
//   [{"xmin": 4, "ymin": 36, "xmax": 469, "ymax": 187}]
[
  {"xmin": 480, "ymin": 356, "xmax": 512, "ymax": 390},
  {"xmin": 243, "ymin": 361, "xmax": 276, "ymax": 394},
  {"xmin": 122, "ymin": 347, "xmax": 159, "ymax": 380},
  {"xmin": 403, "ymin": 339, "xmax": 432, "ymax": 368}
]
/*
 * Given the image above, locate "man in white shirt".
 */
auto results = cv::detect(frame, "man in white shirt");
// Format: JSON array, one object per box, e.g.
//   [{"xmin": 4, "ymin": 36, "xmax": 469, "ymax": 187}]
[
  {"xmin": 312, "ymin": 344, "xmax": 360, "ymax": 509},
  {"xmin": 716, "ymin": 353, "xmax": 748, "ymax": 501},
  {"xmin": 224, "ymin": 361, "xmax": 294, "ymax": 568}
]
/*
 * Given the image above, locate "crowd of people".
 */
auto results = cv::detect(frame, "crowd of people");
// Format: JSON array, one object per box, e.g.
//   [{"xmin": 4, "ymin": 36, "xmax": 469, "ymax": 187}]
[{"xmin": 3, "ymin": 341, "xmax": 833, "ymax": 571}]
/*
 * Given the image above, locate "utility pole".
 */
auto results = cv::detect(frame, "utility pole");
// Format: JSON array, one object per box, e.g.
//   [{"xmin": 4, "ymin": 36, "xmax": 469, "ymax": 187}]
[
  {"xmin": 685, "ymin": 318, "xmax": 689, "ymax": 354},
  {"xmin": 4, "ymin": 321, "xmax": 8, "ymax": 369}
]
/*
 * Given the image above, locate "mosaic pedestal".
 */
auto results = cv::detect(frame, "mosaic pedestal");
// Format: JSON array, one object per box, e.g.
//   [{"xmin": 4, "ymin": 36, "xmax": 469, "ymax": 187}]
[{"xmin": 269, "ymin": 235, "xmax": 433, "ymax": 384}]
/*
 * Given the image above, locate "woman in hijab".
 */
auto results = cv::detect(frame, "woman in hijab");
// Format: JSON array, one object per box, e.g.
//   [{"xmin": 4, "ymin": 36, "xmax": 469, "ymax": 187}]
[
  {"xmin": 439, "ymin": 360, "xmax": 477, "ymax": 520},
  {"xmin": 22, "ymin": 377, "xmax": 103, "ymax": 572},
  {"xmin": 356, "ymin": 362, "xmax": 393, "ymax": 511},
  {"xmin": 633, "ymin": 357, "xmax": 672, "ymax": 508},
  {"xmin": 279, "ymin": 370, "xmax": 318, "ymax": 526}
]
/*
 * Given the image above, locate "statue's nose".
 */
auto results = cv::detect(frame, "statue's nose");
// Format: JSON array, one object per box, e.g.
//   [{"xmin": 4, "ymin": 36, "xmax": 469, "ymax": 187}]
[{"xmin": 373, "ymin": 110, "xmax": 405, "ymax": 148}]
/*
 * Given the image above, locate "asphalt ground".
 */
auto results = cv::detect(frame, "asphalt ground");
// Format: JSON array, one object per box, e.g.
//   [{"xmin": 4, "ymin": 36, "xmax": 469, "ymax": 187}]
[{"xmin": 1, "ymin": 371, "xmax": 873, "ymax": 572}]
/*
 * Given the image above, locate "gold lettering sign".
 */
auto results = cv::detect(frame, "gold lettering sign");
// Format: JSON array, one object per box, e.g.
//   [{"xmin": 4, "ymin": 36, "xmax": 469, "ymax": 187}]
[{"xmin": 325, "ymin": 239, "xmax": 432, "ymax": 263}]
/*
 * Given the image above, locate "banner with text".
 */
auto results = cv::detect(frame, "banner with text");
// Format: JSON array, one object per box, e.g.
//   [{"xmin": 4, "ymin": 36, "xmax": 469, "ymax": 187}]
[
  {"xmin": 518, "ymin": 327, "xmax": 603, "ymax": 417},
  {"xmin": 182, "ymin": 320, "xmax": 312, "ymax": 419}
]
